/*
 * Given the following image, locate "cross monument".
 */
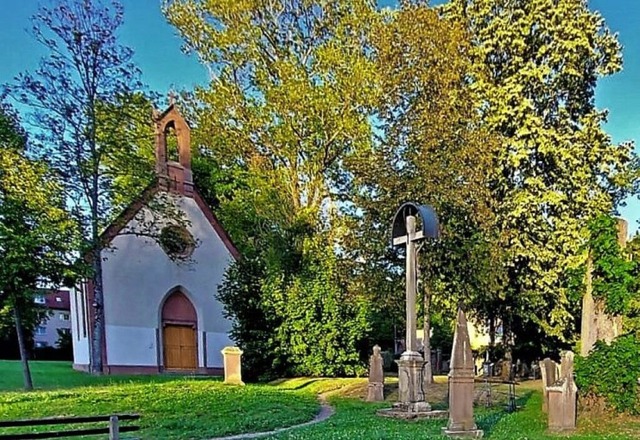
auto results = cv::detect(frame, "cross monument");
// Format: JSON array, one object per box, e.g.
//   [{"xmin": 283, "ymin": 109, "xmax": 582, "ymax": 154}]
[{"xmin": 391, "ymin": 202, "xmax": 440, "ymax": 412}]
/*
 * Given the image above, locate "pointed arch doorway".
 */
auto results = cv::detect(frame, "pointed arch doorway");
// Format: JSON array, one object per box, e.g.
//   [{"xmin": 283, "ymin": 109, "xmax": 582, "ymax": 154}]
[{"xmin": 161, "ymin": 290, "xmax": 197, "ymax": 371}]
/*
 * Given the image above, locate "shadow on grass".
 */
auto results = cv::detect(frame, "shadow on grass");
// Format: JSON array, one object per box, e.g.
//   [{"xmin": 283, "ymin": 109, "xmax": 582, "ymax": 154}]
[
  {"xmin": 476, "ymin": 390, "xmax": 533, "ymax": 438},
  {"xmin": 268, "ymin": 378, "xmax": 331, "ymax": 391}
]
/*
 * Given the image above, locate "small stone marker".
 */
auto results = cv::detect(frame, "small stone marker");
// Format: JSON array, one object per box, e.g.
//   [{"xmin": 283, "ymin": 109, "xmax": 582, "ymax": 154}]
[
  {"xmin": 500, "ymin": 359, "xmax": 512, "ymax": 380},
  {"xmin": 547, "ymin": 351, "xmax": 577, "ymax": 432},
  {"xmin": 221, "ymin": 346, "xmax": 245, "ymax": 385},
  {"xmin": 540, "ymin": 358, "xmax": 558, "ymax": 413},
  {"xmin": 443, "ymin": 308, "xmax": 483, "ymax": 438},
  {"xmin": 367, "ymin": 345, "xmax": 385, "ymax": 402}
]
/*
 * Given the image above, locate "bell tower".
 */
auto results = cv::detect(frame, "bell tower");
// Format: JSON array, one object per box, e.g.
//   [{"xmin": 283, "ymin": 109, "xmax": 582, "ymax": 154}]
[{"xmin": 153, "ymin": 103, "xmax": 193, "ymax": 197}]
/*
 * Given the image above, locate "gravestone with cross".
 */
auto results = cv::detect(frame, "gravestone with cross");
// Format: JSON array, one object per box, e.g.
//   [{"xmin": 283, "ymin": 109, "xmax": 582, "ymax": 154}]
[{"xmin": 391, "ymin": 202, "xmax": 440, "ymax": 413}]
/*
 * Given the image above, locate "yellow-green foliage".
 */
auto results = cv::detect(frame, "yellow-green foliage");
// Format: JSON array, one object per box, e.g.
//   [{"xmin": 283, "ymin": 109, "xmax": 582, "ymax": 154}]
[{"xmin": 446, "ymin": 0, "xmax": 637, "ymax": 342}]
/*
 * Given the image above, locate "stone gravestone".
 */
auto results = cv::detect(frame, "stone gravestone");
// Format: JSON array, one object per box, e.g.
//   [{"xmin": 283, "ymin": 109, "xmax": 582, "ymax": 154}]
[
  {"xmin": 499, "ymin": 359, "xmax": 512, "ymax": 381},
  {"xmin": 540, "ymin": 358, "xmax": 558, "ymax": 413},
  {"xmin": 442, "ymin": 309, "xmax": 483, "ymax": 438},
  {"xmin": 530, "ymin": 361, "xmax": 540, "ymax": 380},
  {"xmin": 221, "ymin": 346, "xmax": 245, "ymax": 385},
  {"xmin": 367, "ymin": 345, "xmax": 385, "ymax": 402},
  {"xmin": 547, "ymin": 351, "xmax": 577, "ymax": 432}
]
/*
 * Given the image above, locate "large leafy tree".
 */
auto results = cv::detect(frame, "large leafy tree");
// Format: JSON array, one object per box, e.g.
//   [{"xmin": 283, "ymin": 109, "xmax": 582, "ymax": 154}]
[
  {"xmin": 6, "ymin": 0, "xmax": 160, "ymax": 374},
  {"xmin": 166, "ymin": 0, "xmax": 380, "ymax": 378},
  {"xmin": 446, "ymin": 0, "xmax": 639, "ymax": 348},
  {"xmin": 346, "ymin": 2, "xmax": 503, "ymax": 381},
  {"xmin": 0, "ymin": 104, "xmax": 76, "ymax": 390},
  {"xmin": 165, "ymin": 0, "xmax": 379, "ymax": 226}
]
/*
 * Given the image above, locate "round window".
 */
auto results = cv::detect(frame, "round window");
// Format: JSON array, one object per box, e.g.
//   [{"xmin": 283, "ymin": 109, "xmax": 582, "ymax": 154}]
[{"xmin": 159, "ymin": 225, "xmax": 195, "ymax": 258}]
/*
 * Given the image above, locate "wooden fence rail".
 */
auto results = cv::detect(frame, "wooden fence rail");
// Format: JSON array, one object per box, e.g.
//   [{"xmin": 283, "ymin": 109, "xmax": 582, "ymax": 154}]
[{"xmin": 0, "ymin": 414, "xmax": 140, "ymax": 440}]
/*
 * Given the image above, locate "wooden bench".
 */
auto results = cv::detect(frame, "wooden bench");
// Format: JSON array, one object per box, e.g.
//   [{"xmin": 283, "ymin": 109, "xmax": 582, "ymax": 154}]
[{"xmin": 0, "ymin": 414, "xmax": 140, "ymax": 439}]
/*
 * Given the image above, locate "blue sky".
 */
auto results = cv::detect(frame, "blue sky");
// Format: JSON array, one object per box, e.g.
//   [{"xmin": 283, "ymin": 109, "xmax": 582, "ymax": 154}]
[{"xmin": 1, "ymin": 0, "xmax": 639, "ymax": 231}]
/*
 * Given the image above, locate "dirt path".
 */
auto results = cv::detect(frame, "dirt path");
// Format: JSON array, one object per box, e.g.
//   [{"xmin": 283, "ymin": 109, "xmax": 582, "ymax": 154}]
[{"xmin": 207, "ymin": 393, "xmax": 334, "ymax": 440}]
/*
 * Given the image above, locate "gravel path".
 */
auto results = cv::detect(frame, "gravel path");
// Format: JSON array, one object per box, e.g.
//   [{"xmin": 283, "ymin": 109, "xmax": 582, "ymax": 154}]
[{"xmin": 207, "ymin": 394, "xmax": 334, "ymax": 440}]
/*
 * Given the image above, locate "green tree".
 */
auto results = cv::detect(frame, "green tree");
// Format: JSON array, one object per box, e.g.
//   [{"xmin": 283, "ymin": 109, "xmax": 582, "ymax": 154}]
[
  {"xmin": 588, "ymin": 215, "xmax": 637, "ymax": 317},
  {"xmin": 96, "ymin": 93, "xmax": 157, "ymax": 214},
  {"xmin": 166, "ymin": 0, "xmax": 381, "ymax": 378},
  {"xmin": 346, "ymin": 2, "xmax": 503, "ymax": 381},
  {"xmin": 0, "ymin": 105, "xmax": 77, "ymax": 389},
  {"xmin": 7, "ymin": 1, "xmax": 168, "ymax": 374},
  {"xmin": 0, "ymin": 105, "xmax": 26, "ymax": 151},
  {"xmin": 446, "ymin": 0, "xmax": 639, "ymax": 348}
]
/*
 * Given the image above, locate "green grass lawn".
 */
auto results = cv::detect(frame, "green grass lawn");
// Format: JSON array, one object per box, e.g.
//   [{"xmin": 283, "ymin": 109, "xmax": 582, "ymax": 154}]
[
  {"xmin": 1, "ymin": 361, "xmax": 639, "ymax": 439},
  {"xmin": 0, "ymin": 361, "xmax": 318, "ymax": 439},
  {"xmin": 263, "ymin": 380, "xmax": 640, "ymax": 440}
]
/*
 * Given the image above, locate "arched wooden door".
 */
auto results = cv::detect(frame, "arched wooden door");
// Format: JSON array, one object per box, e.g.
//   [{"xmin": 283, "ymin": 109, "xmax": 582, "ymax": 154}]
[{"xmin": 161, "ymin": 291, "xmax": 197, "ymax": 370}]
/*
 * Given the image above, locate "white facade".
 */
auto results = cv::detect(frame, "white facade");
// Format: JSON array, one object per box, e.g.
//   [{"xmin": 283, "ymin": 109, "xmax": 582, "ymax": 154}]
[{"xmin": 71, "ymin": 193, "xmax": 235, "ymax": 373}]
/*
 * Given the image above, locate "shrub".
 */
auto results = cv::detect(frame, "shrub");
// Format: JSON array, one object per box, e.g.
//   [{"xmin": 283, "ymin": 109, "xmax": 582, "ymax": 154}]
[{"xmin": 575, "ymin": 334, "xmax": 640, "ymax": 414}]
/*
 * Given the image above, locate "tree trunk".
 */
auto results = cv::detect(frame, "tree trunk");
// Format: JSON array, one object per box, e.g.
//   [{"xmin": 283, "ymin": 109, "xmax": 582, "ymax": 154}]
[
  {"xmin": 90, "ymin": 246, "xmax": 105, "ymax": 375},
  {"xmin": 502, "ymin": 313, "xmax": 513, "ymax": 379},
  {"xmin": 488, "ymin": 314, "xmax": 496, "ymax": 360},
  {"xmin": 422, "ymin": 279, "xmax": 433, "ymax": 385},
  {"xmin": 89, "ymin": 134, "xmax": 106, "ymax": 376},
  {"xmin": 13, "ymin": 305, "xmax": 33, "ymax": 391}
]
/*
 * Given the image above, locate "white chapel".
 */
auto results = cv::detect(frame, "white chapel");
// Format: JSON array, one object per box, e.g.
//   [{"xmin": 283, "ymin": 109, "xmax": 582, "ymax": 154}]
[{"xmin": 70, "ymin": 104, "xmax": 239, "ymax": 374}]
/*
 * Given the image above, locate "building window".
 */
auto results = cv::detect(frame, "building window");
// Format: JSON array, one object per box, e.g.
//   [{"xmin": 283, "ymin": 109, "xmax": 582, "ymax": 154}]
[
  {"xmin": 60, "ymin": 313, "xmax": 70, "ymax": 321},
  {"xmin": 159, "ymin": 225, "xmax": 195, "ymax": 259},
  {"xmin": 34, "ymin": 295, "xmax": 45, "ymax": 304},
  {"xmin": 35, "ymin": 326, "xmax": 46, "ymax": 335}
]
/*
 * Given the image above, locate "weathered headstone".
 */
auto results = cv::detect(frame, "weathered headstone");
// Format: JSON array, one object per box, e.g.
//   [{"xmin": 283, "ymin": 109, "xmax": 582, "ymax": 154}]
[
  {"xmin": 221, "ymin": 346, "xmax": 244, "ymax": 385},
  {"xmin": 367, "ymin": 345, "xmax": 385, "ymax": 402},
  {"xmin": 580, "ymin": 218, "xmax": 627, "ymax": 356},
  {"xmin": 547, "ymin": 351, "xmax": 577, "ymax": 432},
  {"xmin": 530, "ymin": 361, "xmax": 540, "ymax": 380},
  {"xmin": 540, "ymin": 358, "xmax": 558, "ymax": 413},
  {"xmin": 521, "ymin": 362, "xmax": 530, "ymax": 379},
  {"xmin": 499, "ymin": 359, "xmax": 512, "ymax": 381},
  {"xmin": 443, "ymin": 309, "xmax": 484, "ymax": 438}
]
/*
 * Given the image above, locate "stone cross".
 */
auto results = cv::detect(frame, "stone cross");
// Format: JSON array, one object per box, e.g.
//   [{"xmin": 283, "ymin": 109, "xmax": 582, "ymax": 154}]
[
  {"xmin": 367, "ymin": 345, "xmax": 385, "ymax": 402},
  {"xmin": 443, "ymin": 308, "xmax": 483, "ymax": 438},
  {"xmin": 390, "ymin": 202, "xmax": 439, "ymax": 414},
  {"xmin": 392, "ymin": 215, "xmax": 424, "ymax": 357}
]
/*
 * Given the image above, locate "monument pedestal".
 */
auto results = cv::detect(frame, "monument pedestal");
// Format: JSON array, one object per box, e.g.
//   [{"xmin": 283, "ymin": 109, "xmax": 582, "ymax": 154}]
[
  {"xmin": 367, "ymin": 383, "xmax": 384, "ymax": 402},
  {"xmin": 443, "ymin": 309, "xmax": 483, "ymax": 439},
  {"xmin": 377, "ymin": 351, "xmax": 448, "ymax": 420},
  {"xmin": 397, "ymin": 352, "xmax": 428, "ymax": 408},
  {"xmin": 221, "ymin": 346, "xmax": 245, "ymax": 385},
  {"xmin": 443, "ymin": 369, "xmax": 483, "ymax": 437},
  {"xmin": 441, "ymin": 427, "xmax": 484, "ymax": 438}
]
